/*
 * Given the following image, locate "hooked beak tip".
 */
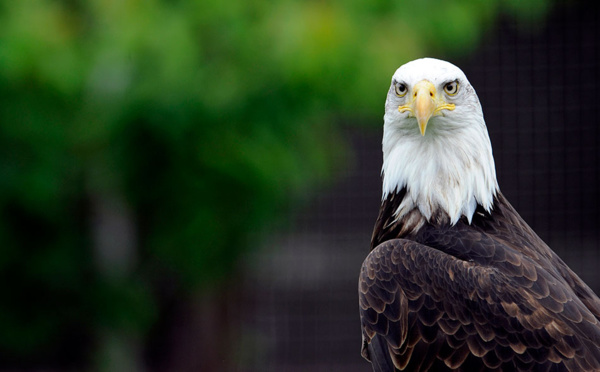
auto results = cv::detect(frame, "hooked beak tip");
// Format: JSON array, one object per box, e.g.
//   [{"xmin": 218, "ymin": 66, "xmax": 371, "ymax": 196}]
[{"xmin": 418, "ymin": 120, "xmax": 427, "ymax": 136}]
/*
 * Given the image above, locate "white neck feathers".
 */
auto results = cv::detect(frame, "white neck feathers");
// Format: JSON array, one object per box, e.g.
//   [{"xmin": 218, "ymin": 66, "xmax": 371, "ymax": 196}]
[{"xmin": 382, "ymin": 114, "xmax": 498, "ymax": 225}]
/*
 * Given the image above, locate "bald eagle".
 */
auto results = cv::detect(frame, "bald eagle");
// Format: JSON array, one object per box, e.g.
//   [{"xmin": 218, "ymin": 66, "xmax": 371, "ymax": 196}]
[{"xmin": 358, "ymin": 58, "xmax": 600, "ymax": 372}]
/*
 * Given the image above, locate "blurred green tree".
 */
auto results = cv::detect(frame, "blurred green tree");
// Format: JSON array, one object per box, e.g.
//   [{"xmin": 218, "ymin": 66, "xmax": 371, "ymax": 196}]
[{"xmin": 0, "ymin": 0, "xmax": 552, "ymax": 369}]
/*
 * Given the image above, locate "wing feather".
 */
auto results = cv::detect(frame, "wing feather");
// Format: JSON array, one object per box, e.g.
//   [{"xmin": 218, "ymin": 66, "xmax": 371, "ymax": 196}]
[{"xmin": 359, "ymin": 237, "xmax": 600, "ymax": 371}]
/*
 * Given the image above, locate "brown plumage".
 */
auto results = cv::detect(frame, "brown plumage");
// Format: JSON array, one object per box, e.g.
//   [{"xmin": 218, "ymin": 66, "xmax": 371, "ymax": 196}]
[{"xmin": 359, "ymin": 59, "xmax": 600, "ymax": 371}]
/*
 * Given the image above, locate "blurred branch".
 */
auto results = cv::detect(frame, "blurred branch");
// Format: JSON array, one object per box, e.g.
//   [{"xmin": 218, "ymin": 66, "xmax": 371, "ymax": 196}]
[{"xmin": 90, "ymin": 191, "xmax": 143, "ymax": 372}]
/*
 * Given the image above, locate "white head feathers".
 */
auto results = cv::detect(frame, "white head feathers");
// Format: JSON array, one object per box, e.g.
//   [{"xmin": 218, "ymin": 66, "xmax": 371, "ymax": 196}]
[{"xmin": 381, "ymin": 58, "xmax": 498, "ymax": 225}]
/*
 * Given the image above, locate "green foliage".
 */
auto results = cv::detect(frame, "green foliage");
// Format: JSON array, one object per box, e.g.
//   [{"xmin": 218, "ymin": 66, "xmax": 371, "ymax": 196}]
[{"xmin": 0, "ymin": 0, "xmax": 553, "ymax": 366}]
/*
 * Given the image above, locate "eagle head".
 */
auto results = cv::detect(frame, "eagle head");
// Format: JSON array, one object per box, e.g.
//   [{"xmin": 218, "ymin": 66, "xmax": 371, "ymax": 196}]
[{"xmin": 381, "ymin": 58, "xmax": 499, "ymax": 226}]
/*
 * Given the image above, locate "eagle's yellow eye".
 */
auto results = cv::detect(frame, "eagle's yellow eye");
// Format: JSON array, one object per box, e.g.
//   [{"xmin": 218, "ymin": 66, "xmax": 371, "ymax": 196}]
[
  {"xmin": 395, "ymin": 82, "xmax": 408, "ymax": 97},
  {"xmin": 444, "ymin": 80, "xmax": 459, "ymax": 96}
]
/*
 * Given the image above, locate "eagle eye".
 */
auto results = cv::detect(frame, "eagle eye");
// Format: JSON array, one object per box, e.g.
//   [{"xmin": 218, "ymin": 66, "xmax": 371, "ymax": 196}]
[
  {"xmin": 444, "ymin": 80, "xmax": 459, "ymax": 96},
  {"xmin": 395, "ymin": 82, "xmax": 408, "ymax": 97}
]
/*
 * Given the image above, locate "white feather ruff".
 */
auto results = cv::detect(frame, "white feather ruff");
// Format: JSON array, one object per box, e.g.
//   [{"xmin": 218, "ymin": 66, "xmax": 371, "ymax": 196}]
[{"xmin": 381, "ymin": 58, "xmax": 498, "ymax": 225}]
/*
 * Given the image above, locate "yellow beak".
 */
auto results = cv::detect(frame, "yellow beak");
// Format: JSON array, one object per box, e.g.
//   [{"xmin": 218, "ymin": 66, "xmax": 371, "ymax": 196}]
[
  {"xmin": 398, "ymin": 80, "xmax": 456, "ymax": 136},
  {"xmin": 413, "ymin": 80, "xmax": 437, "ymax": 136}
]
